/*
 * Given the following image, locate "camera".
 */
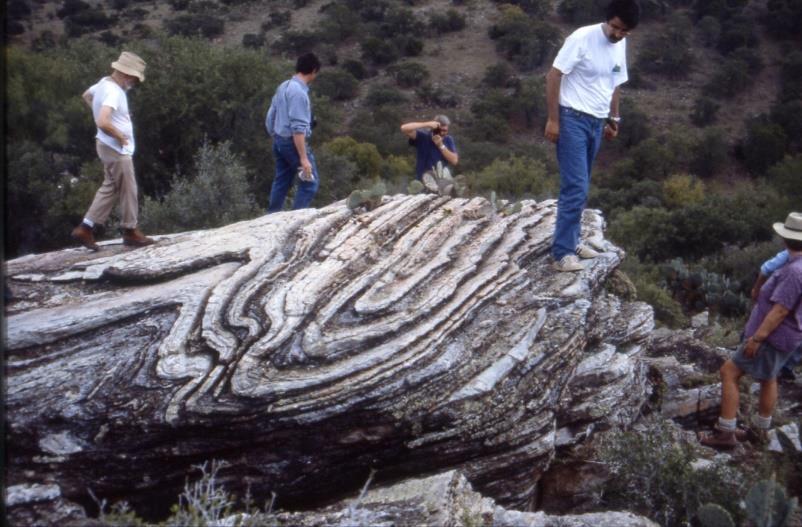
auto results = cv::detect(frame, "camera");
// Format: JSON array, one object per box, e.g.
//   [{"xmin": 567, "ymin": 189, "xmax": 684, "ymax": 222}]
[{"xmin": 432, "ymin": 126, "xmax": 442, "ymax": 136}]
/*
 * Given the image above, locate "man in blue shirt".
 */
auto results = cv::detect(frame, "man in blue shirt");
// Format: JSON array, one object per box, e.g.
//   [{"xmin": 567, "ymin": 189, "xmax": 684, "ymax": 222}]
[
  {"xmin": 265, "ymin": 53, "xmax": 321, "ymax": 212},
  {"xmin": 401, "ymin": 115, "xmax": 459, "ymax": 180}
]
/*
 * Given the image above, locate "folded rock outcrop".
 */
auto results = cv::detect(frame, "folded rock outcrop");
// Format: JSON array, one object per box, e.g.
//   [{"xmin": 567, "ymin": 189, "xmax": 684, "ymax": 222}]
[{"xmin": 5, "ymin": 195, "xmax": 654, "ymax": 518}]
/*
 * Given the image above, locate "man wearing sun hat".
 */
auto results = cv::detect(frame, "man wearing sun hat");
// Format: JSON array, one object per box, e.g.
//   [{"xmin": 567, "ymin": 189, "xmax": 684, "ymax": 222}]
[
  {"xmin": 71, "ymin": 51, "xmax": 154, "ymax": 251},
  {"xmin": 700, "ymin": 212, "xmax": 802, "ymax": 449}
]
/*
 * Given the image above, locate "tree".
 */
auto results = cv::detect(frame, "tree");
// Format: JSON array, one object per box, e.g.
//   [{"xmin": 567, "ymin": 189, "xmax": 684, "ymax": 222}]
[
  {"xmin": 465, "ymin": 156, "xmax": 556, "ymax": 199},
  {"xmin": 140, "ymin": 140, "xmax": 260, "ymax": 234},
  {"xmin": 314, "ymin": 69, "xmax": 359, "ymax": 101},
  {"xmin": 742, "ymin": 117, "xmax": 788, "ymax": 175}
]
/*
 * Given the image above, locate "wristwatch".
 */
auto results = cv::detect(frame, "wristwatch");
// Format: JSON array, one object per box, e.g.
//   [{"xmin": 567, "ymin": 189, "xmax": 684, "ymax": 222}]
[
  {"xmin": 439, "ymin": 144, "xmax": 446, "ymax": 150},
  {"xmin": 609, "ymin": 116, "xmax": 621, "ymax": 123}
]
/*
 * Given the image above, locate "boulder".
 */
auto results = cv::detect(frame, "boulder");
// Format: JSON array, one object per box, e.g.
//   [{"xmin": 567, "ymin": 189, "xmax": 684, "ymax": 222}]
[{"xmin": 5, "ymin": 196, "xmax": 652, "ymax": 518}]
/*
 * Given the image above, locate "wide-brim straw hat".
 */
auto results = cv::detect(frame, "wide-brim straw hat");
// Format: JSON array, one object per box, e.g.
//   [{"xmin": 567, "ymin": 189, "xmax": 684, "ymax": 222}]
[
  {"xmin": 111, "ymin": 51, "xmax": 146, "ymax": 82},
  {"xmin": 774, "ymin": 212, "xmax": 802, "ymax": 241}
]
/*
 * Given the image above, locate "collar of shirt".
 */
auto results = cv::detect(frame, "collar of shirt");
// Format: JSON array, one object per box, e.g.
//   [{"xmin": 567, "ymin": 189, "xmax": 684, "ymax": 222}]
[{"xmin": 291, "ymin": 75, "xmax": 309, "ymax": 93}]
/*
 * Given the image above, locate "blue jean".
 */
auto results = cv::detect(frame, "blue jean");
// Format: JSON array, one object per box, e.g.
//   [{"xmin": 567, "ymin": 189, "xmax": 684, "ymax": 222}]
[
  {"xmin": 552, "ymin": 106, "xmax": 604, "ymax": 260},
  {"xmin": 268, "ymin": 135, "xmax": 320, "ymax": 213}
]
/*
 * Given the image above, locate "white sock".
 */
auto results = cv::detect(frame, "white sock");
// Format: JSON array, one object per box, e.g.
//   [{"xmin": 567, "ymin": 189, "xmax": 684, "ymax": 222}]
[
  {"xmin": 753, "ymin": 414, "xmax": 772, "ymax": 430},
  {"xmin": 82, "ymin": 218, "xmax": 94, "ymax": 228},
  {"xmin": 717, "ymin": 417, "xmax": 737, "ymax": 431}
]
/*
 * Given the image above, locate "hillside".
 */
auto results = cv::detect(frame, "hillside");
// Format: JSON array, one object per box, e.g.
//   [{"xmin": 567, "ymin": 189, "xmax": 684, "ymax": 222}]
[{"xmin": 5, "ymin": 0, "xmax": 802, "ymax": 329}]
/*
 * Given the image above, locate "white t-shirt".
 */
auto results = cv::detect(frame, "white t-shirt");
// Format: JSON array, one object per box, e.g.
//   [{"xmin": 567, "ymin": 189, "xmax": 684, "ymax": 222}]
[
  {"xmin": 553, "ymin": 23, "xmax": 628, "ymax": 118},
  {"xmin": 89, "ymin": 77, "xmax": 135, "ymax": 155}
]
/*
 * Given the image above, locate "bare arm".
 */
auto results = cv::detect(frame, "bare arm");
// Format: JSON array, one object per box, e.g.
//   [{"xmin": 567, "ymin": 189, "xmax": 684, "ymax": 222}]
[
  {"xmin": 603, "ymin": 86, "xmax": 621, "ymax": 140},
  {"xmin": 401, "ymin": 120, "xmax": 440, "ymax": 140},
  {"xmin": 293, "ymin": 132, "xmax": 312, "ymax": 179},
  {"xmin": 431, "ymin": 134, "xmax": 459, "ymax": 166},
  {"xmin": 751, "ymin": 273, "xmax": 769, "ymax": 302},
  {"xmin": 95, "ymin": 105, "xmax": 128, "ymax": 147},
  {"xmin": 743, "ymin": 303, "xmax": 791, "ymax": 358},
  {"xmin": 544, "ymin": 68, "xmax": 562, "ymax": 143},
  {"xmin": 82, "ymin": 89, "xmax": 93, "ymax": 108},
  {"xmin": 609, "ymin": 86, "xmax": 620, "ymax": 119}
]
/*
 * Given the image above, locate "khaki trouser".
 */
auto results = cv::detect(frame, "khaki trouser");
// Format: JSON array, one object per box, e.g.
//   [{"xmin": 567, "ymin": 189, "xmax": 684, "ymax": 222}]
[{"xmin": 85, "ymin": 141, "xmax": 138, "ymax": 229}]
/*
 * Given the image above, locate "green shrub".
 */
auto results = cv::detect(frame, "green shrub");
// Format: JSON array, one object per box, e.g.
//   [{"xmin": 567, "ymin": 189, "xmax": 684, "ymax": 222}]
[
  {"xmin": 64, "ymin": 7, "xmax": 113, "ymax": 37},
  {"xmin": 690, "ymin": 128, "xmax": 728, "ymax": 178},
  {"xmin": 763, "ymin": 0, "xmax": 802, "ymax": 41},
  {"xmin": 164, "ymin": 14, "xmax": 225, "ymax": 39},
  {"xmin": 349, "ymin": 106, "xmax": 407, "ymax": 156},
  {"xmin": 717, "ymin": 15, "xmax": 759, "ymax": 54},
  {"xmin": 742, "ymin": 117, "xmax": 788, "ymax": 175},
  {"xmin": 313, "ymin": 149, "xmax": 360, "ymax": 206},
  {"xmin": 779, "ymin": 51, "xmax": 802, "ymax": 102},
  {"xmin": 261, "ymin": 10, "xmax": 291, "ymax": 30},
  {"xmin": 272, "ymin": 30, "xmax": 320, "ymax": 54},
  {"xmin": 489, "ymin": 5, "xmax": 560, "ymax": 71},
  {"xmin": 140, "ymin": 141, "xmax": 259, "ymax": 234},
  {"xmin": 705, "ymin": 48, "xmax": 763, "ymax": 98},
  {"xmin": 693, "ymin": 0, "xmax": 748, "ymax": 22},
  {"xmin": 314, "ymin": 69, "xmax": 359, "ymax": 101},
  {"xmin": 364, "ymin": 84, "xmax": 407, "ymax": 107},
  {"xmin": 697, "ymin": 16, "xmax": 721, "ymax": 47},
  {"xmin": 490, "ymin": 0, "xmax": 552, "ymax": 16},
  {"xmin": 766, "ymin": 155, "xmax": 802, "ymax": 207},
  {"xmin": 387, "ymin": 61, "xmax": 429, "ymax": 88},
  {"xmin": 464, "ymin": 155, "xmax": 556, "ymax": 199},
  {"xmin": 322, "ymin": 137, "xmax": 383, "ymax": 180},
  {"xmin": 482, "ymin": 62, "xmax": 515, "ymax": 88},
  {"xmin": 557, "ymin": 0, "xmax": 605, "ymax": 24},
  {"xmin": 319, "ymin": 3, "xmax": 361, "ymax": 41},
  {"xmin": 241, "ymin": 33, "xmax": 264, "ymax": 48},
  {"xmin": 415, "ymin": 83, "xmax": 459, "ymax": 107},
  {"xmin": 429, "ymin": 9, "xmax": 466, "ymax": 32},
  {"xmin": 361, "ymin": 36, "xmax": 400, "ymax": 65},
  {"xmin": 662, "ymin": 174, "xmax": 705, "ymax": 208},
  {"xmin": 599, "ymin": 419, "xmax": 744, "ymax": 525},
  {"xmin": 341, "ymin": 59, "xmax": 368, "ymax": 80},
  {"xmin": 635, "ymin": 12, "xmax": 694, "ymax": 78},
  {"xmin": 57, "ymin": 0, "xmax": 90, "ymax": 18},
  {"xmin": 690, "ymin": 97, "xmax": 720, "ymax": 127}
]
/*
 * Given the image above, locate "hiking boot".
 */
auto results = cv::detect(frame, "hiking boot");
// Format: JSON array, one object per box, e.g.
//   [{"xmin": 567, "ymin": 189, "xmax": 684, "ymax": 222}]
[
  {"xmin": 576, "ymin": 244, "xmax": 600, "ymax": 259},
  {"xmin": 699, "ymin": 425, "xmax": 737, "ymax": 449},
  {"xmin": 734, "ymin": 425, "xmax": 769, "ymax": 446},
  {"xmin": 71, "ymin": 224, "xmax": 99, "ymax": 251},
  {"xmin": 121, "ymin": 228, "xmax": 155, "ymax": 247},
  {"xmin": 553, "ymin": 254, "xmax": 584, "ymax": 272}
]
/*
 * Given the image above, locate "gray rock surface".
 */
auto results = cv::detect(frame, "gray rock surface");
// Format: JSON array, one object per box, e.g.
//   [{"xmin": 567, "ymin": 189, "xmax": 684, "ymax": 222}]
[{"xmin": 5, "ymin": 196, "xmax": 652, "ymax": 517}]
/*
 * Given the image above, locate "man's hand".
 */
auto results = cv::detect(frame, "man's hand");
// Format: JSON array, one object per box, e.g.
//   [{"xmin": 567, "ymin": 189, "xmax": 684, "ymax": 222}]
[
  {"xmin": 119, "ymin": 135, "xmax": 130, "ymax": 147},
  {"xmin": 604, "ymin": 121, "xmax": 619, "ymax": 140},
  {"xmin": 299, "ymin": 157, "xmax": 314, "ymax": 182},
  {"xmin": 544, "ymin": 119, "xmax": 560, "ymax": 143},
  {"xmin": 744, "ymin": 336, "xmax": 762, "ymax": 358},
  {"xmin": 432, "ymin": 134, "xmax": 444, "ymax": 147}
]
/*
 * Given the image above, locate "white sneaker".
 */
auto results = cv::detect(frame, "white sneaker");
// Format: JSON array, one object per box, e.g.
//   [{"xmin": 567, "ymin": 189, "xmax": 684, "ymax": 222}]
[
  {"xmin": 553, "ymin": 254, "xmax": 584, "ymax": 272},
  {"xmin": 576, "ymin": 244, "xmax": 600, "ymax": 259}
]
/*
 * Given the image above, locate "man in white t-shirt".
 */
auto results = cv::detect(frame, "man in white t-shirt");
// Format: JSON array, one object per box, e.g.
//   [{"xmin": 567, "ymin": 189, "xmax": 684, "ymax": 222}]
[
  {"xmin": 544, "ymin": 0, "xmax": 640, "ymax": 272},
  {"xmin": 71, "ymin": 51, "xmax": 155, "ymax": 251}
]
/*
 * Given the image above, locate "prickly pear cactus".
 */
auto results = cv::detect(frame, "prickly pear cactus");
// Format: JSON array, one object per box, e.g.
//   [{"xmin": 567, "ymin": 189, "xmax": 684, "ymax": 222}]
[{"xmin": 745, "ymin": 478, "xmax": 798, "ymax": 527}]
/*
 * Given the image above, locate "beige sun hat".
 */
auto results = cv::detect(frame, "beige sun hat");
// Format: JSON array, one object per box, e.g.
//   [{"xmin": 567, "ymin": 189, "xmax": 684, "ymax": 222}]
[
  {"xmin": 774, "ymin": 212, "xmax": 802, "ymax": 241},
  {"xmin": 111, "ymin": 51, "xmax": 146, "ymax": 82}
]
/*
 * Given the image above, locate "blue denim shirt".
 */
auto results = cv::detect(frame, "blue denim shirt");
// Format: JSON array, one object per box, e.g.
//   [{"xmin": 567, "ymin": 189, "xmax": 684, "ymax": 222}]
[
  {"xmin": 265, "ymin": 76, "xmax": 312, "ymax": 139},
  {"xmin": 762, "ymin": 250, "xmax": 790, "ymax": 276}
]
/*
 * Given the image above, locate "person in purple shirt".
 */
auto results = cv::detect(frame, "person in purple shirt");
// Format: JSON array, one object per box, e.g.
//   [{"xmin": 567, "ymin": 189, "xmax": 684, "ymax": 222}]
[
  {"xmin": 400, "ymin": 115, "xmax": 459, "ymax": 180},
  {"xmin": 701, "ymin": 212, "xmax": 802, "ymax": 449},
  {"xmin": 751, "ymin": 248, "xmax": 801, "ymax": 380}
]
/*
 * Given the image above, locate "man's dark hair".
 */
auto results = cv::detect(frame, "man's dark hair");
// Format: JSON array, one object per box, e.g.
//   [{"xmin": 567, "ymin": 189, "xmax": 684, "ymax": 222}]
[
  {"xmin": 784, "ymin": 237, "xmax": 802, "ymax": 251},
  {"xmin": 296, "ymin": 53, "xmax": 321, "ymax": 75},
  {"xmin": 606, "ymin": 0, "xmax": 640, "ymax": 29}
]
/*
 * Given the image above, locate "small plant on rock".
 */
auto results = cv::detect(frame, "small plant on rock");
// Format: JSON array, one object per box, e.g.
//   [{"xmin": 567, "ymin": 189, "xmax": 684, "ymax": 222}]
[
  {"xmin": 420, "ymin": 161, "xmax": 468, "ymax": 198},
  {"xmin": 346, "ymin": 180, "xmax": 387, "ymax": 211}
]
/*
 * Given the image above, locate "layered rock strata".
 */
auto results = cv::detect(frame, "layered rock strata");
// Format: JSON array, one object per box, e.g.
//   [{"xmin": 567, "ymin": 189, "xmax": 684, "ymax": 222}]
[{"xmin": 5, "ymin": 195, "xmax": 653, "ymax": 516}]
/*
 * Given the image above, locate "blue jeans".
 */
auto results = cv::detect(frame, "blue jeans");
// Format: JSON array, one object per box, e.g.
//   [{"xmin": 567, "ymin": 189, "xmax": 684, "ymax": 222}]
[
  {"xmin": 552, "ymin": 106, "xmax": 604, "ymax": 260},
  {"xmin": 268, "ymin": 135, "xmax": 320, "ymax": 213}
]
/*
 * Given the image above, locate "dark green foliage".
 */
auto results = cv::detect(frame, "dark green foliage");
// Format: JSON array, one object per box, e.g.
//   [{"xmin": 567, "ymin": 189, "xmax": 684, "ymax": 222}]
[
  {"xmin": 57, "ymin": 0, "xmax": 90, "ymax": 18},
  {"xmin": 396, "ymin": 35, "xmax": 424, "ymax": 57},
  {"xmin": 387, "ymin": 61, "xmax": 429, "ymax": 88},
  {"xmin": 365, "ymin": 84, "xmax": 407, "ymax": 107},
  {"xmin": 482, "ymin": 62, "xmax": 516, "ymax": 88},
  {"xmin": 464, "ymin": 155, "xmax": 556, "ymax": 199},
  {"xmin": 599, "ymin": 419, "xmax": 745, "ymax": 526},
  {"xmin": 744, "ymin": 479, "xmax": 798, "ymax": 527},
  {"xmin": 64, "ymin": 7, "xmax": 113, "ymax": 37},
  {"xmin": 636, "ymin": 12, "xmax": 694, "ymax": 78},
  {"xmin": 7, "ymin": 20, "xmax": 26, "ymax": 36},
  {"xmin": 429, "ymin": 9, "xmax": 466, "ymax": 33},
  {"xmin": 165, "ymin": 14, "xmax": 225, "ymax": 39},
  {"xmin": 349, "ymin": 106, "xmax": 407, "ymax": 156},
  {"xmin": 314, "ymin": 149, "xmax": 360, "ymax": 205},
  {"xmin": 241, "ymin": 33, "xmax": 264, "ymax": 49},
  {"xmin": 697, "ymin": 16, "xmax": 722, "ymax": 47},
  {"xmin": 168, "ymin": 0, "xmax": 190, "ymax": 10},
  {"xmin": 489, "ymin": 6, "xmax": 561, "ymax": 71},
  {"xmin": 662, "ymin": 258, "xmax": 749, "ymax": 316},
  {"xmin": 140, "ymin": 141, "xmax": 260, "ymax": 234},
  {"xmin": 742, "ymin": 117, "xmax": 788, "ymax": 175},
  {"xmin": 272, "ymin": 30, "xmax": 320, "ymax": 54},
  {"xmin": 690, "ymin": 97, "xmax": 720, "ymax": 127},
  {"xmin": 361, "ymin": 36, "xmax": 400, "ymax": 65},
  {"xmin": 557, "ymin": 0, "xmax": 605, "ymax": 24},
  {"xmin": 779, "ymin": 51, "xmax": 802, "ymax": 102},
  {"xmin": 341, "ymin": 59, "xmax": 368, "ymax": 80},
  {"xmin": 415, "ymin": 83, "xmax": 459, "ymax": 108},
  {"xmin": 717, "ymin": 15, "xmax": 759, "ymax": 54},
  {"xmin": 690, "ymin": 128, "xmax": 728, "ymax": 177},
  {"xmin": 697, "ymin": 503, "xmax": 735, "ymax": 527},
  {"xmin": 590, "ymin": 179, "xmax": 664, "ymax": 218},
  {"xmin": 705, "ymin": 48, "xmax": 763, "ymax": 98},
  {"xmin": 490, "ymin": 0, "xmax": 551, "ymax": 16},
  {"xmin": 693, "ymin": 0, "xmax": 749, "ymax": 22},
  {"xmin": 8, "ymin": 0, "xmax": 33, "ymax": 19},
  {"xmin": 319, "ymin": 3, "xmax": 361, "ymax": 41},
  {"xmin": 767, "ymin": 155, "xmax": 802, "ymax": 207},
  {"xmin": 314, "ymin": 69, "xmax": 359, "ymax": 101},
  {"xmin": 764, "ymin": 0, "xmax": 802, "ymax": 41},
  {"xmin": 261, "ymin": 11, "xmax": 291, "ymax": 30}
]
